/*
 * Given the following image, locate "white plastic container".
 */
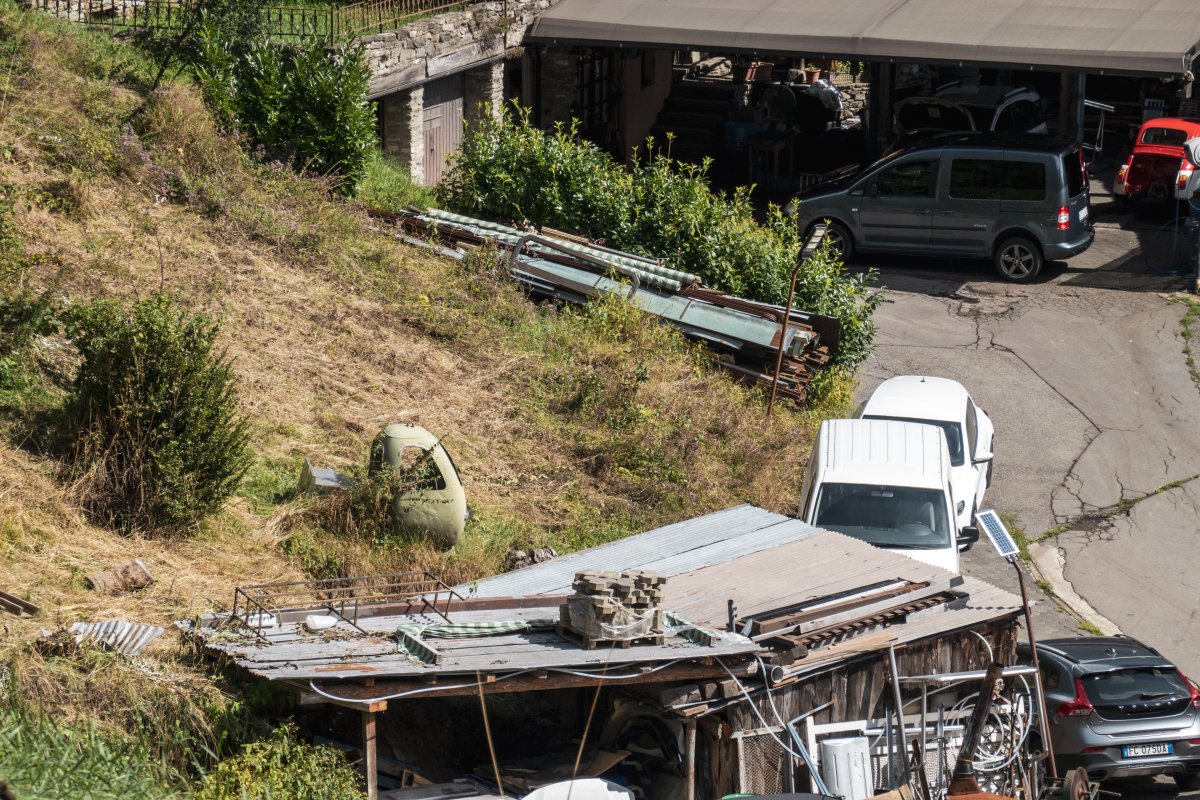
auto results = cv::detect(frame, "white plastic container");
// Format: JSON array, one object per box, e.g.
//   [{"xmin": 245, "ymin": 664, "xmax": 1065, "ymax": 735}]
[{"xmin": 819, "ymin": 736, "xmax": 871, "ymax": 800}]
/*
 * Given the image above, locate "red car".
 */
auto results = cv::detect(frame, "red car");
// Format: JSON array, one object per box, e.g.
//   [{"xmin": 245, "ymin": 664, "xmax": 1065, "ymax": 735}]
[{"xmin": 1115, "ymin": 117, "xmax": 1200, "ymax": 203}]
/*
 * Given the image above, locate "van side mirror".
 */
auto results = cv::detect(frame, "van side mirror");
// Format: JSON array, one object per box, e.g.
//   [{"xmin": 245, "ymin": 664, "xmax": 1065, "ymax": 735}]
[
  {"xmin": 973, "ymin": 450, "xmax": 994, "ymax": 464},
  {"xmin": 957, "ymin": 526, "xmax": 980, "ymax": 548}
]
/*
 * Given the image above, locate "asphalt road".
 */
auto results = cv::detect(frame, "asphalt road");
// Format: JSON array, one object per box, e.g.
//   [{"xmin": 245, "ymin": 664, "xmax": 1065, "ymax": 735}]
[{"xmin": 850, "ymin": 214, "xmax": 1200, "ymax": 798}]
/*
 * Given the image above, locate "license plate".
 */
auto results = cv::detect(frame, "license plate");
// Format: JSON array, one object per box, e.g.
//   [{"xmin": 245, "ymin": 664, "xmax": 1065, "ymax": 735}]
[
  {"xmin": 1122, "ymin": 743, "xmax": 1172, "ymax": 758},
  {"xmin": 1079, "ymin": 206, "xmax": 1090, "ymax": 221}
]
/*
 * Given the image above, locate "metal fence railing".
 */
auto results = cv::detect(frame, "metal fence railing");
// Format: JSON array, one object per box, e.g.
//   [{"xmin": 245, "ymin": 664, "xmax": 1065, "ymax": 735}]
[
  {"xmin": 26, "ymin": 0, "xmax": 478, "ymax": 41},
  {"xmin": 334, "ymin": 0, "xmax": 467, "ymax": 39}
]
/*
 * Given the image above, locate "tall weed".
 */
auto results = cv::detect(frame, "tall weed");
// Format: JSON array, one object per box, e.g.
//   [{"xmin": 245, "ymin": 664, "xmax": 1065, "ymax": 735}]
[{"xmin": 0, "ymin": 705, "xmax": 186, "ymax": 800}]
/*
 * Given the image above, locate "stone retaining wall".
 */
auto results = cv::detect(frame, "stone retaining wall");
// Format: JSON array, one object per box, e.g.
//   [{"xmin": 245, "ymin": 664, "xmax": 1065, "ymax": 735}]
[{"xmin": 362, "ymin": 0, "xmax": 554, "ymax": 98}]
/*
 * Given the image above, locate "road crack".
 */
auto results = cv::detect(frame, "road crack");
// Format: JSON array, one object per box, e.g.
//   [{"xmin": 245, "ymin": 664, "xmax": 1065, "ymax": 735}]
[{"xmin": 1040, "ymin": 472, "xmax": 1200, "ymax": 541}]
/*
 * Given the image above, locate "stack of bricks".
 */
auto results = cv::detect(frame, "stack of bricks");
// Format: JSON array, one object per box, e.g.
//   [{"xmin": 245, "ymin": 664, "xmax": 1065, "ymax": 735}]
[{"xmin": 560, "ymin": 569, "xmax": 668, "ymax": 644}]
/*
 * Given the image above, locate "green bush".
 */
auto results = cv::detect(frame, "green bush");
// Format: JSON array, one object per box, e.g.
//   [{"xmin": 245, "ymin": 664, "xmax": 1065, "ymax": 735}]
[
  {"xmin": 192, "ymin": 32, "xmax": 377, "ymax": 192},
  {"xmin": 62, "ymin": 295, "xmax": 251, "ymax": 531},
  {"xmin": 196, "ymin": 722, "xmax": 366, "ymax": 800},
  {"xmin": 440, "ymin": 107, "xmax": 634, "ymax": 239},
  {"xmin": 439, "ymin": 108, "xmax": 881, "ymax": 366}
]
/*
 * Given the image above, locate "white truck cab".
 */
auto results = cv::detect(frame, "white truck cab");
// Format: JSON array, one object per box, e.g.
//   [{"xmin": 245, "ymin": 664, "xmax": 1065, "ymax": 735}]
[{"xmin": 800, "ymin": 419, "xmax": 980, "ymax": 573}]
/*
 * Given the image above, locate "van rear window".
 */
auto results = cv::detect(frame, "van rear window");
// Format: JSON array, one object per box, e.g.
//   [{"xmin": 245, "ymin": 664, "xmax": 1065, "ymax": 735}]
[
  {"xmin": 1062, "ymin": 149, "xmax": 1086, "ymax": 198},
  {"xmin": 1141, "ymin": 127, "xmax": 1190, "ymax": 147},
  {"xmin": 949, "ymin": 159, "xmax": 1046, "ymax": 201}
]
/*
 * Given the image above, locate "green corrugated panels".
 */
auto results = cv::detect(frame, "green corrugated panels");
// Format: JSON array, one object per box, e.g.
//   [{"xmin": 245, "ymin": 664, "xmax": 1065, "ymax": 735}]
[
  {"xmin": 514, "ymin": 259, "xmax": 813, "ymax": 356},
  {"xmin": 418, "ymin": 209, "xmax": 701, "ymax": 292}
]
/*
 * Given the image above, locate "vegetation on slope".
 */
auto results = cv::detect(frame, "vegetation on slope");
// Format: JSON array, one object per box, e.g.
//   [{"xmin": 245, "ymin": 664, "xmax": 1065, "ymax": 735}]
[
  {"xmin": 439, "ymin": 109, "xmax": 882, "ymax": 365},
  {"xmin": 0, "ymin": 1, "xmax": 862, "ymax": 792}
]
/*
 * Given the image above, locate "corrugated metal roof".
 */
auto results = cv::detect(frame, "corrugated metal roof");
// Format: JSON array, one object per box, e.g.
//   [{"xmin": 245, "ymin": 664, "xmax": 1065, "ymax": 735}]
[
  {"xmin": 70, "ymin": 620, "xmax": 164, "ymax": 656},
  {"xmin": 660, "ymin": 528, "xmax": 954, "ymax": 625},
  {"xmin": 463, "ymin": 505, "xmax": 819, "ymax": 598}
]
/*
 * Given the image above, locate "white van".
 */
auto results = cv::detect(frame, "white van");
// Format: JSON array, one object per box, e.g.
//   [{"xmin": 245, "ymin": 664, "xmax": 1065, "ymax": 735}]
[{"xmin": 799, "ymin": 419, "xmax": 980, "ymax": 573}]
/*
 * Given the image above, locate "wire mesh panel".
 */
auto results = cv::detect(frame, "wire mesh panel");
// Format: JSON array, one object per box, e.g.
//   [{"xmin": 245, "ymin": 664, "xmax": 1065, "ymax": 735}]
[{"xmin": 740, "ymin": 732, "xmax": 790, "ymax": 795}]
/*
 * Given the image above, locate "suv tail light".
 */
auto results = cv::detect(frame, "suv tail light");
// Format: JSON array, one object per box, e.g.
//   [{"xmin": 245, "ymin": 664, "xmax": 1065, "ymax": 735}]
[
  {"xmin": 1177, "ymin": 159, "xmax": 1194, "ymax": 192},
  {"xmin": 1180, "ymin": 671, "xmax": 1200, "ymax": 708},
  {"xmin": 1057, "ymin": 677, "xmax": 1094, "ymax": 717},
  {"xmin": 1057, "ymin": 206, "xmax": 1071, "ymax": 230}
]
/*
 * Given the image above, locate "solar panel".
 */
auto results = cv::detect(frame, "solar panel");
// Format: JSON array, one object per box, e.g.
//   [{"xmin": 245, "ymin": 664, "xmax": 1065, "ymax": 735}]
[
  {"xmin": 975, "ymin": 509, "xmax": 1020, "ymax": 561},
  {"xmin": 800, "ymin": 223, "xmax": 828, "ymax": 262}
]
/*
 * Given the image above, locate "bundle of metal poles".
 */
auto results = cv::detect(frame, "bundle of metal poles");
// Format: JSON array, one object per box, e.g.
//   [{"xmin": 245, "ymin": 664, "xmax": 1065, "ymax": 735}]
[{"xmin": 384, "ymin": 208, "xmax": 839, "ymax": 404}]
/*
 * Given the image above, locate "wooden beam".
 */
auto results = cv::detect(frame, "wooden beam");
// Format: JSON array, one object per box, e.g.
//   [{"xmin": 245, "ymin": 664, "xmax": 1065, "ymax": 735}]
[
  {"xmin": 684, "ymin": 720, "xmax": 697, "ymax": 800},
  {"xmin": 313, "ymin": 661, "xmax": 756, "ymax": 702},
  {"xmin": 363, "ymin": 707, "xmax": 379, "ymax": 800}
]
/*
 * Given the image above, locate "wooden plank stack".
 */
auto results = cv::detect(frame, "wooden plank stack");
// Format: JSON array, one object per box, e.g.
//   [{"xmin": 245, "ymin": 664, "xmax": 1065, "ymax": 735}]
[{"xmin": 559, "ymin": 570, "xmax": 667, "ymax": 648}]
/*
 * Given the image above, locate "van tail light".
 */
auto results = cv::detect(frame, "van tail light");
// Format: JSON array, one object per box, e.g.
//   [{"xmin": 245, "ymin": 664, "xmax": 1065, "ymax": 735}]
[
  {"xmin": 1080, "ymin": 746, "xmax": 1106, "ymax": 754},
  {"xmin": 1057, "ymin": 677, "xmax": 1094, "ymax": 717},
  {"xmin": 1177, "ymin": 160, "xmax": 1195, "ymax": 191},
  {"xmin": 1057, "ymin": 206, "xmax": 1071, "ymax": 230},
  {"xmin": 1179, "ymin": 671, "xmax": 1200, "ymax": 708}
]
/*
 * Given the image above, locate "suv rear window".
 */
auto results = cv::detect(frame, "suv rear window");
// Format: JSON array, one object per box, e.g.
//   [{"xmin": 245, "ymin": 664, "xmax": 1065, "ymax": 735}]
[
  {"xmin": 1141, "ymin": 127, "xmax": 1190, "ymax": 146},
  {"xmin": 1081, "ymin": 667, "xmax": 1192, "ymax": 720},
  {"xmin": 949, "ymin": 159, "xmax": 1046, "ymax": 201}
]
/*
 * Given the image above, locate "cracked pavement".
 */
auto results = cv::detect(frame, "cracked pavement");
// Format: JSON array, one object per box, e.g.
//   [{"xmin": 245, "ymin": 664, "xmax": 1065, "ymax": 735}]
[{"xmin": 850, "ymin": 219, "xmax": 1200, "ymax": 687}]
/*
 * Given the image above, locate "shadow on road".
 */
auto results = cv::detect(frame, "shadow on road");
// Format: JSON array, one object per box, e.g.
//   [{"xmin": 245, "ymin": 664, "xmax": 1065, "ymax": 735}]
[{"xmin": 845, "ymin": 205, "xmax": 1194, "ymax": 296}]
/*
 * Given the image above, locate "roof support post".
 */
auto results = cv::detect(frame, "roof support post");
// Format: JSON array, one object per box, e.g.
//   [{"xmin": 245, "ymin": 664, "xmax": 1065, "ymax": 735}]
[
  {"xmin": 684, "ymin": 719, "xmax": 697, "ymax": 800},
  {"xmin": 868, "ymin": 61, "xmax": 893, "ymax": 151},
  {"xmin": 363, "ymin": 706, "xmax": 379, "ymax": 800},
  {"xmin": 1073, "ymin": 73, "xmax": 1088, "ymax": 146}
]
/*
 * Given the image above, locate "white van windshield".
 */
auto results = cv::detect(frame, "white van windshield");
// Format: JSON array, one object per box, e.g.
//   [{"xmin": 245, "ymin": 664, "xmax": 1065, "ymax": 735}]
[{"xmin": 813, "ymin": 483, "xmax": 952, "ymax": 549}]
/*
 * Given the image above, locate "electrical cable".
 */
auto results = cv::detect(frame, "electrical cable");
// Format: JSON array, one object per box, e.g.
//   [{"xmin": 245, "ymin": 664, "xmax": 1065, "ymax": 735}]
[
  {"xmin": 308, "ymin": 659, "xmax": 690, "ymax": 704},
  {"xmin": 711, "ymin": 657, "xmax": 810, "ymax": 762}
]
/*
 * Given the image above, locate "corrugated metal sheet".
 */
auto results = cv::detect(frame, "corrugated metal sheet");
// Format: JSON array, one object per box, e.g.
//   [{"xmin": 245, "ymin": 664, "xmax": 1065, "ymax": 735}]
[
  {"xmin": 463, "ymin": 505, "xmax": 821, "ymax": 598},
  {"xmin": 70, "ymin": 620, "xmax": 164, "ymax": 656}
]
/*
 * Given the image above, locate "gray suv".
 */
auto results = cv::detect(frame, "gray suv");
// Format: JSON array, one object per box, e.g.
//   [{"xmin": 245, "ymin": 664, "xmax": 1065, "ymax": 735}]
[
  {"xmin": 1018, "ymin": 637, "xmax": 1200, "ymax": 789},
  {"xmin": 794, "ymin": 133, "xmax": 1093, "ymax": 282}
]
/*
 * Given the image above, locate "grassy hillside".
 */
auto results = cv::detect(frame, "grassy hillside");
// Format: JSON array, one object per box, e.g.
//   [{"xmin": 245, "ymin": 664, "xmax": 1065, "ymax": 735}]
[{"xmin": 0, "ymin": 2, "xmax": 853, "ymax": 792}]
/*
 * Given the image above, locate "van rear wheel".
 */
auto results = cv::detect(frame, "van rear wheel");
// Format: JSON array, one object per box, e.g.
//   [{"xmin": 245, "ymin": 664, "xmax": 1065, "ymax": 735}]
[
  {"xmin": 816, "ymin": 221, "xmax": 853, "ymax": 262},
  {"xmin": 994, "ymin": 236, "xmax": 1043, "ymax": 282}
]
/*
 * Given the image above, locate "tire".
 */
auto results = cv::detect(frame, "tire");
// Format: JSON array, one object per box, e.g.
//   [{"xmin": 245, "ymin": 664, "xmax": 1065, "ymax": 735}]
[
  {"xmin": 1176, "ymin": 772, "xmax": 1200, "ymax": 792},
  {"xmin": 817, "ymin": 220, "xmax": 854, "ymax": 262},
  {"xmin": 994, "ymin": 235, "xmax": 1043, "ymax": 282}
]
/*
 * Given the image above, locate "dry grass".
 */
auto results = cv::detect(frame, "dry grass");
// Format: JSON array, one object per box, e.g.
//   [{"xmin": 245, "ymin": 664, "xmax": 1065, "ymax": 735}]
[{"xmin": 0, "ymin": 0, "xmax": 849, "ymax": 752}]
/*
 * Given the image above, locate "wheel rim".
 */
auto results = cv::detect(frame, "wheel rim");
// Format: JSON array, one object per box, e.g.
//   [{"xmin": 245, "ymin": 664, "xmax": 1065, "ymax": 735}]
[
  {"xmin": 999, "ymin": 243, "xmax": 1035, "ymax": 278},
  {"xmin": 824, "ymin": 228, "xmax": 846, "ymax": 258}
]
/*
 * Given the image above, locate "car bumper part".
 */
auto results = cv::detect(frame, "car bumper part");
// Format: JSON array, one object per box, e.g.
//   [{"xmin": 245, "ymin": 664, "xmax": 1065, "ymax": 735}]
[
  {"xmin": 1044, "ymin": 228, "xmax": 1094, "ymax": 261},
  {"xmin": 1056, "ymin": 751, "xmax": 1200, "ymax": 783}
]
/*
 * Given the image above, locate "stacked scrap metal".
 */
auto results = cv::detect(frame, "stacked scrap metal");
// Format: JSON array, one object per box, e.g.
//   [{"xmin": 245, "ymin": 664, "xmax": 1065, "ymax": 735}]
[
  {"xmin": 561, "ymin": 569, "xmax": 666, "ymax": 647},
  {"xmin": 383, "ymin": 208, "xmax": 840, "ymax": 404}
]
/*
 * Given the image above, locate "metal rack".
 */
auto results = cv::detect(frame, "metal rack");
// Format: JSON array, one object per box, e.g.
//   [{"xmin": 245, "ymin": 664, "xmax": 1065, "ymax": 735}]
[{"xmin": 229, "ymin": 571, "xmax": 464, "ymax": 641}]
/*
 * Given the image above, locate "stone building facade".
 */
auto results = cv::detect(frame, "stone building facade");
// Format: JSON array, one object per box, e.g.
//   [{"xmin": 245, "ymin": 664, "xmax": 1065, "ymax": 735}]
[{"xmin": 367, "ymin": 0, "xmax": 556, "ymax": 185}]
